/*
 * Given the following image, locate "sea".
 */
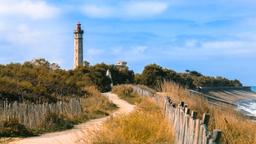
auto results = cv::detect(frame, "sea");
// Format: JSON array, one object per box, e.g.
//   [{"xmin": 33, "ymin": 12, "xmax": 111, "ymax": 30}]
[
  {"xmin": 236, "ymin": 86, "xmax": 256, "ymax": 117},
  {"xmin": 251, "ymin": 86, "xmax": 256, "ymax": 92}
]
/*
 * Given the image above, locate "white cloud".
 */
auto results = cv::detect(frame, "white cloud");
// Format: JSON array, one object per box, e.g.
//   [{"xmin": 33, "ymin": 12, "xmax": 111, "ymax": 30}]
[
  {"xmin": 0, "ymin": 0, "xmax": 59, "ymax": 19},
  {"xmin": 0, "ymin": 1, "xmax": 64, "ymax": 66},
  {"xmin": 0, "ymin": 20, "xmax": 67, "ymax": 67},
  {"xmin": 123, "ymin": 1, "xmax": 168, "ymax": 18},
  {"xmin": 82, "ymin": 5, "xmax": 113, "ymax": 18},
  {"xmin": 81, "ymin": 1, "xmax": 168, "ymax": 19}
]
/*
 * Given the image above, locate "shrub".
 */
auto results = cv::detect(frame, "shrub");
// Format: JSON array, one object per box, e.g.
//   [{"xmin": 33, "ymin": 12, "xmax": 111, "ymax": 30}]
[
  {"xmin": 0, "ymin": 119, "xmax": 33, "ymax": 137},
  {"xmin": 41, "ymin": 113, "xmax": 74, "ymax": 132}
]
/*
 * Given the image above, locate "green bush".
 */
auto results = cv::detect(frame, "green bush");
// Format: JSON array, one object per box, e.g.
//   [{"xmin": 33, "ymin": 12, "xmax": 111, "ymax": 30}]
[
  {"xmin": 0, "ymin": 119, "xmax": 33, "ymax": 137},
  {"xmin": 136, "ymin": 64, "xmax": 242, "ymax": 90}
]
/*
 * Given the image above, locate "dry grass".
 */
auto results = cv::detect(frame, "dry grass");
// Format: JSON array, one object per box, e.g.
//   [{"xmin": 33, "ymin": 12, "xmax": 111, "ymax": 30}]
[
  {"xmin": 161, "ymin": 82, "xmax": 210, "ymax": 117},
  {"xmin": 0, "ymin": 138, "xmax": 13, "ymax": 144},
  {"xmin": 161, "ymin": 81, "xmax": 256, "ymax": 144},
  {"xmin": 112, "ymin": 85, "xmax": 142, "ymax": 104},
  {"xmin": 93, "ymin": 98, "xmax": 174, "ymax": 144},
  {"xmin": 83, "ymin": 86, "xmax": 117, "ymax": 115},
  {"xmin": 210, "ymin": 108, "xmax": 256, "ymax": 144}
]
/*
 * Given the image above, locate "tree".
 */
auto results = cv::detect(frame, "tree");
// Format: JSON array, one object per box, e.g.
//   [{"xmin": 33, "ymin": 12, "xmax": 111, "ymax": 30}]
[
  {"xmin": 89, "ymin": 63, "xmax": 112, "ymax": 92},
  {"xmin": 139, "ymin": 64, "xmax": 166, "ymax": 89},
  {"xmin": 108, "ymin": 65, "xmax": 134, "ymax": 85}
]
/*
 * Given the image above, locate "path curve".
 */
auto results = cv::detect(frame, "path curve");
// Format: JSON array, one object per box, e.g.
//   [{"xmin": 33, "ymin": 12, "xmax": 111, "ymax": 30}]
[{"xmin": 10, "ymin": 93, "xmax": 135, "ymax": 144}]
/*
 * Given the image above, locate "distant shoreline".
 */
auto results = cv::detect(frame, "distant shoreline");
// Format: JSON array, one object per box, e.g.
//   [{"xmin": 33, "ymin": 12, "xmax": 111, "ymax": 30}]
[{"xmin": 202, "ymin": 87, "xmax": 256, "ymax": 117}]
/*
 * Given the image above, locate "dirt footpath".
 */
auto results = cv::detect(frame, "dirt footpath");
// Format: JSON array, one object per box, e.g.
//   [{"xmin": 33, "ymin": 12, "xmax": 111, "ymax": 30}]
[{"xmin": 10, "ymin": 93, "xmax": 135, "ymax": 144}]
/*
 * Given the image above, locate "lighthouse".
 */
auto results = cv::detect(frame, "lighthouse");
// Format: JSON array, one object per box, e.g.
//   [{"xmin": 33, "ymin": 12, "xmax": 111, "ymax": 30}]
[{"xmin": 74, "ymin": 22, "xmax": 84, "ymax": 69}]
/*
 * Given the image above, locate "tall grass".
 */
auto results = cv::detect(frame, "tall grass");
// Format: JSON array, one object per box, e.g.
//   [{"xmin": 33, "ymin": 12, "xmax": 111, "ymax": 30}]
[
  {"xmin": 161, "ymin": 81, "xmax": 256, "ymax": 144},
  {"xmin": 93, "ymin": 98, "xmax": 174, "ymax": 144},
  {"xmin": 82, "ymin": 86, "xmax": 117, "ymax": 120},
  {"xmin": 161, "ymin": 82, "xmax": 210, "ymax": 117},
  {"xmin": 112, "ymin": 85, "xmax": 142, "ymax": 104}
]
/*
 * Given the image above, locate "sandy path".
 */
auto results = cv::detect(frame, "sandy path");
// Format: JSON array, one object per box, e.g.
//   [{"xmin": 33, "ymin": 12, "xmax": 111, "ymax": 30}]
[{"xmin": 10, "ymin": 93, "xmax": 135, "ymax": 144}]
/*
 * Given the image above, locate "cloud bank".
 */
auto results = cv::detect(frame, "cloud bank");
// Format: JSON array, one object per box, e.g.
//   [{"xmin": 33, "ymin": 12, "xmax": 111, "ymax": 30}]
[
  {"xmin": 0, "ymin": 0, "xmax": 63, "ymax": 65},
  {"xmin": 0, "ymin": 0, "xmax": 59, "ymax": 19}
]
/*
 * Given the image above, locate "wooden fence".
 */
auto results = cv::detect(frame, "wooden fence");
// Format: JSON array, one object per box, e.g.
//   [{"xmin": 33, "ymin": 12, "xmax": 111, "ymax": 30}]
[
  {"xmin": 161, "ymin": 96, "xmax": 221, "ymax": 144},
  {"xmin": 130, "ymin": 85, "xmax": 222, "ymax": 144},
  {"xmin": 0, "ymin": 98, "xmax": 83, "ymax": 129}
]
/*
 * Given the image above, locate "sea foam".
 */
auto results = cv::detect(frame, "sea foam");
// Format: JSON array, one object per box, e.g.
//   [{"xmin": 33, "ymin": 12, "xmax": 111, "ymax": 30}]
[{"xmin": 237, "ymin": 99, "xmax": 256, "ymax": 117}]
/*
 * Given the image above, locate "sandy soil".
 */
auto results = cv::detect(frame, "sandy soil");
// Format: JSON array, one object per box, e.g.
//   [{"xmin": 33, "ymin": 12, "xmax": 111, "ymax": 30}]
[{"xmin": 9, "ymin": 93, "xmax": 135, "ymax": 144}]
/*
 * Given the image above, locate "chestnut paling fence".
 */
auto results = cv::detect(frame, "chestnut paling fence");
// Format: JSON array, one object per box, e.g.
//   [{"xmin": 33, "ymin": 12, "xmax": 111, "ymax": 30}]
[
  {"xmin": 0, "ymin": 98, "xmax": 83, "ymax": 129},
  {"xmin": 161, "ymin": 96, "xmax": 221, "ymax": 144},
  {"xmin": 131, "ymin": 85, "xmax": 222, "ymax": 144}
]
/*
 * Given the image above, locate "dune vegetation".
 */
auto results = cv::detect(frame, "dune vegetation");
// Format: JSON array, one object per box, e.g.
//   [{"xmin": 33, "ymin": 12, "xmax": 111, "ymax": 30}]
[
  {"xmin": 112, "ymin": 85, "xmax": 142, "ymax": 104},
  {"xmin": 0, "ymin": 58, "xmax": 133, "ymax": 138},
  {"xmin": 161, "ymin": 82, "xmax": 256, "ymax": 144},
  {"xmin": 0, "ymin": 58, "xmax": 249, "ymax": 141},
  {"xmin": 135, "ymin": 64, "xmax": 242, "ymax": 90},
  {"xmin": 93, "ymin": 98, "xmax": 174, "ymax": 144}
]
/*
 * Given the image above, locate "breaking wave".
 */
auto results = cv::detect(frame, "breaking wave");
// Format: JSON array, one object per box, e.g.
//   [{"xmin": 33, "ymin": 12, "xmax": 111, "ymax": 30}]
[{"xmin": 237, "ymin": 99, "xmax": 256, "ymax": 117}]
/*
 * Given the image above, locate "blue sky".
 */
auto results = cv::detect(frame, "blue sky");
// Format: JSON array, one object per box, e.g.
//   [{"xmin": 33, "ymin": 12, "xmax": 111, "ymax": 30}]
[{"xmin": 0, "ymin": 0, "xmax": 256, "ymax": 85}]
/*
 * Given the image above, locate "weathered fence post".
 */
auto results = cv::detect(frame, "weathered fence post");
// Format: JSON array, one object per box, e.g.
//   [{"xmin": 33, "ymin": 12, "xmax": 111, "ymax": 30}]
[
  {"xmin": 148, "ymin": 91, "xmax": 222, "ymax": 144},
  {"xmin": 188, "ymin": 111, "xmax": 197, "ymax": 144},
  {"xmin": 201, "ymin": 113, "xmax": 210, "ymax": 144},
  {"xmin": 183, "ymin": 108, "xmax": 190, "ymax": 144},
  {"xmin": 202, "ymin": 113, "xmax": 210, "ymax": 126},
  {"xmin": 209, "ymin": 129, "xmax": 222, "ymax": 144}
]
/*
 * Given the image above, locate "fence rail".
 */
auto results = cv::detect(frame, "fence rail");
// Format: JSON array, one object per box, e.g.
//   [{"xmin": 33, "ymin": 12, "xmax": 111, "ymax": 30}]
[{"xmin": 130, "ymin": 85, "xmax": 222, "ymax": 144}]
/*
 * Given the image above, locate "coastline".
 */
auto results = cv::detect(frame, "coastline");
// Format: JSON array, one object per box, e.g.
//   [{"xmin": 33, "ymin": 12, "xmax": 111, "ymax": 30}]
[
  {"xmin": 206, "ymin": 87, "xmax": 256, "ymax": 117},
  {"xmin": 236, "ymin": 99, "xmax": 256, "ymax": 118}
]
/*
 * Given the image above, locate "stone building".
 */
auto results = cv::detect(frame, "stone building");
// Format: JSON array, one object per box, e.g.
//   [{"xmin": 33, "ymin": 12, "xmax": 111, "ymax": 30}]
[{"xmin": 74, "ymin": 22, "xmax": 84, "ymax": 69}]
